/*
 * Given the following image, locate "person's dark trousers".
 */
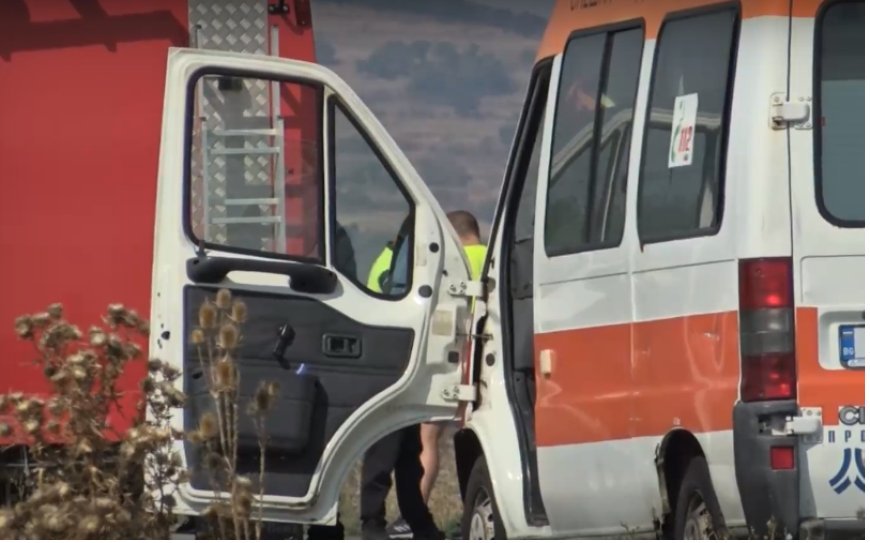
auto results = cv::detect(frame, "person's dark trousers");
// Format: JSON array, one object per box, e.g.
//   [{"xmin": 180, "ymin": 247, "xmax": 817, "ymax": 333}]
[{"xmin": 360, "ymin": 424, "xmax": 442, "ymax": 539}]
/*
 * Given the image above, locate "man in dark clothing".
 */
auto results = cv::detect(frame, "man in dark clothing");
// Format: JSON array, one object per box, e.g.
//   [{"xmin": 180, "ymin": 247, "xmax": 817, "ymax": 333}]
[
  {"xmin": 358, "ymin": 229, "xmax": 443, "ymax": 540},
  {"xmin": 359, "ymin": 425, "xmax": 442, "ymax": 539}
]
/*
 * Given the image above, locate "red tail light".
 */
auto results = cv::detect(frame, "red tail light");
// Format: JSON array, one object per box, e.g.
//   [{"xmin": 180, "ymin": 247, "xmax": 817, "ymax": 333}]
[
  {"xmin": 739, "ymin": 258, "xmax": 793, "ymax": 309},
  {"xmin": 738, "ymin": 258, "xmax": 796, "ymax": 402},
  {"xmin": 741, "ymin": 353, "xmax": 796, "ymax": 401}
]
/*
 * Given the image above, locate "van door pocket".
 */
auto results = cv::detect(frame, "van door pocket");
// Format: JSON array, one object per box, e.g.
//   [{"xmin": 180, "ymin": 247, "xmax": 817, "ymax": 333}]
[
  {"xmin": 236, "ymin": 372, "xmax": 318, "ymax": 454},
  {"xmin": 187, "ymin": 369, "xmax": 318, "ymax": 457}
]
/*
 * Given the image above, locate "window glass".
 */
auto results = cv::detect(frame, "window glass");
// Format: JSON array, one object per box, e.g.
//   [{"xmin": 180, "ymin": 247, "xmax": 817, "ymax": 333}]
[
  {"xmin": 189, "ymin": 75, "xmax": 323, "ymax": 259},
  {"xmin": 332, "ymin": 102, "xmax": 413, "ymax": 297},
  {"xmin": 637, "ymin": 9, "xmax": 736, "ymax": 242},
  {"xmin": 545, "ymin": 34, "xmax": 605, "ymax": 255},
  {"xmin": 817, "ymin": 1, "xmax": 864, "ymax": 225},
  {"xmin": 590, "ymin": 28, "xmax": 643, "ymax": 245},
  {"xmin": 515, "ymin": 92, "xmax": 547, "ymax": 243},
  {"xmin": 545, "ymin": 27, "xmax": 643, "ymax": 255},
  {"xmin": 590, "ymin": 133, "xmax": 623, "ymax": 242}
]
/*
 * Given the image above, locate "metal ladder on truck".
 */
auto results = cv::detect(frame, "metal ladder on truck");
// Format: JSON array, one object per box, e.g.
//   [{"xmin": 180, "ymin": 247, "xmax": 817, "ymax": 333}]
[{"xmin": 194, "ymin": 24, "xmax": 287, "ymax": 253}]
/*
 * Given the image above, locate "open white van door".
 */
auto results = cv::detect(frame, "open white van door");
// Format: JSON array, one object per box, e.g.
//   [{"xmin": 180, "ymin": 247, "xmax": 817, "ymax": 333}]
[{"xmin": 148, "ymin": 48, "xmax": 474, "ymax": 525}]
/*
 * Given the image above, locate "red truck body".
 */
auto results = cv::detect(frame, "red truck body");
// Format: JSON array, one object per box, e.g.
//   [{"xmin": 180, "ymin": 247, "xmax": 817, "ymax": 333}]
[{"xmin": 0, "ymin": 0, "xmax": 316, "ymax": 445}]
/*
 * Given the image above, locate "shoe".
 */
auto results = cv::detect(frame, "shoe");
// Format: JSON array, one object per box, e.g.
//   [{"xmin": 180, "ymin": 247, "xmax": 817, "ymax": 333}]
[
  {"xmin": 362, "ymin": 519, "xmax": 389, "ymax": 540},
  {"xmin": 387, "ymin": 517, "xmax": 414, "ymax": 539}
]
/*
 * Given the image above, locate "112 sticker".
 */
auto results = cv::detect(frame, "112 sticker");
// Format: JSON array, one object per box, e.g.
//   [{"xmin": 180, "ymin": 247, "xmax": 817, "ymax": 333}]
[{"xmin": 669, "ymin": 93, "xmax": 698, "ymax": 168}]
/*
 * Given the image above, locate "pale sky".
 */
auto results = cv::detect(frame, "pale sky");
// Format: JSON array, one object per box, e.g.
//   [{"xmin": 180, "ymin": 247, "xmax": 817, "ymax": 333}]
[{"xmin": 311, "ymin": 0, "xmax": 555, "ymax": 231}]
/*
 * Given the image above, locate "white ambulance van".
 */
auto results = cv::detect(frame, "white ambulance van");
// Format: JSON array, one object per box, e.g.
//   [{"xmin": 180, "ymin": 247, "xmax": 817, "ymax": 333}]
[
  {"xmin": 147, "ymin": 0, "xmax": 863, "ymax": 539},
  {"xmin": 451, "ymin": 0, "xmax": 865, "ymax": 539}
]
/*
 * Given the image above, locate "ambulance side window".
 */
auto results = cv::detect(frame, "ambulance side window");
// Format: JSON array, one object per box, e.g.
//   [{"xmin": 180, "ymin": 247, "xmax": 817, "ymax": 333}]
[
  {"xmin": 637, "ymin": 8, "xmax": 738, "ymax": 243},
  {"xmin": 815, "ymin": 0, "xmax": 864, "ymax": 226},
  {"xmin": 544, "ymin": 25, "xmax": 644, "ymax": 256}
]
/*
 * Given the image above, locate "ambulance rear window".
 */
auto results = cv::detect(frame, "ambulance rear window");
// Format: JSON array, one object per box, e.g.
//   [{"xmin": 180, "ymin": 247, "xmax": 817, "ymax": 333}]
[{"xmin": 816, "ymin": 0, "xmax": 864, "ymax": 227}]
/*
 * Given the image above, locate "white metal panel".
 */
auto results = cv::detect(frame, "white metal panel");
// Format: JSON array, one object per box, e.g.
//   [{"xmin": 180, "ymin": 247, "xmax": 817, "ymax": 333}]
[
  {"xmin": 531, "ymin": 36, "xmax": 652, "ymax": 535},
  {"xmin": 535, "ymin": 431, "xmax": 743, "ymax": 538},
  {"xmin": 729, "ymin": 17, "xmax": 794, "ymax": 260}
]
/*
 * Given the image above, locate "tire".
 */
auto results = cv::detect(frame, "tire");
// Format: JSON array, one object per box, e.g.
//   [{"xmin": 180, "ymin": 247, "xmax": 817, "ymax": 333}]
[
  {"xmin": 460, "ymin": 456, "xmax": 506, "ymax": 540},
  {"xmin": 671, "ymin": 456, "xmax": 727, "ymax": 540}
]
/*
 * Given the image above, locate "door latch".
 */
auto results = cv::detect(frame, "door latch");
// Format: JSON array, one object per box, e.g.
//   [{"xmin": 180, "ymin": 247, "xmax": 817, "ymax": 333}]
[
  {"xmin": 770, "ymin": 93, "xmax": 812, "ymax": 130},
  {"xmin": 783, "ymin": 407, "xmax": 823, "ymax": 443}
]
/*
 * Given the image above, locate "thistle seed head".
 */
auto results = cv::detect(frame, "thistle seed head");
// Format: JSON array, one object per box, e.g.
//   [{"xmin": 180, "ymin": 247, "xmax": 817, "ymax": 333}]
[
  {"xmin": 47, "ymin": 303, "xmax": 63, "ymax": 320},
  {"xmin": 216, "ymin": 288, "xmax": 232, "ymax": 309},
  {"xmin": 198, "ymin": 302, "xmax": 217, "ymax": 329},
  {"xmin": 14, "ymin": 316, "xmax": 34, "ymax": 339},
  {"xmin": 198, "ymin": 412, "xmax": 218, "ymax": 440},
  {"xmin": 231, "ymin": 300, "xmax": 248, "ymax": 323},
  {"xmin": 218, "ymin": 323, "xmax": 239, "ymax": 350},
  {"xmin": 190, "ymin": 328, "xmax": 205, "ymax": 345},
  {"xmin": 215, "ymin": 358, "xmax": 236, "ymax": 390}
]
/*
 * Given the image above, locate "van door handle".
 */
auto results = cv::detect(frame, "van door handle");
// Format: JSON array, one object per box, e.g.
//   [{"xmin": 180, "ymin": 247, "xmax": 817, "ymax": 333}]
[
  {"xmin": 322, "ymin": 333, "xmax": 361, "ymax": 359},
  {"xmin": 273, "ymin": 323, "xmax": 296, "ymax": 370}
]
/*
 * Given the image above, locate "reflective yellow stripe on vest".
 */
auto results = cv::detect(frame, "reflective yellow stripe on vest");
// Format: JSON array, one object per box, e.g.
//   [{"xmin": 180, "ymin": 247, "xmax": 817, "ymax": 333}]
[
  {"xmin": 464, "ymin": 244, "xmax": 487, "ymax": 281},
  {"xmin": 367, "ymin": 246, "xmax": 393, "ymax": 294}
]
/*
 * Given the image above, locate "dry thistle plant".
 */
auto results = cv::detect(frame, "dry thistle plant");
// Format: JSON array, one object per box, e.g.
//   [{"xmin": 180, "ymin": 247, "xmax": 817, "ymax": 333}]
[
  {"xmin": 188, "ymin": 288, "xmax": 280, "ymax": 540},
  {"xmin": 0, "ymin": 303, "xmax": 185, "ymax": 539}
]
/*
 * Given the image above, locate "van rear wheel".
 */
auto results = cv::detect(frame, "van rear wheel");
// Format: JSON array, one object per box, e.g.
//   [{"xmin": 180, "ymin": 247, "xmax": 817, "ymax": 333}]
[
  {"xmin": 672, "ymin": 456, "xmax": 726, "ymax": 539},
  {"xmin": 461, "ymin": 456, "xmax": 506, "ymax": 540}
]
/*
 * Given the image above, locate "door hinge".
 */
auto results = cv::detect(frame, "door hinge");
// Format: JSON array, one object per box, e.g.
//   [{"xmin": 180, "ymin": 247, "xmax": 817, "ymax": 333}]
[
  {"xmin": 770, "ymin": 93, "xmax": 812, "ymax": 130},
  {"xmin": 447, "ymin": 280, "xmax": 485, "ymax": 298},
  {"xmin": 441, "ymin": 384, "xmax": 477, "ymax": 403}
]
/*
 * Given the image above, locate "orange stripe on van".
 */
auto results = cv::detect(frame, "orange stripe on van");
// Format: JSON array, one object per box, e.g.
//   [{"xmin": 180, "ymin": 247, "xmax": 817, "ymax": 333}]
[
  {"xmin": 538, "ymin": 0, "xmax": 821, "ymax": 61},
  {"xmin": 795, "ymin": 308, "xmax": 865, "ymax": 426},
  {"xmin": 534, "ymin": 311, "xmax": 739, "ymax": 447},
  {"xmin": 533, "ymin": 307, "xmax": 864, "ymax": 447}
]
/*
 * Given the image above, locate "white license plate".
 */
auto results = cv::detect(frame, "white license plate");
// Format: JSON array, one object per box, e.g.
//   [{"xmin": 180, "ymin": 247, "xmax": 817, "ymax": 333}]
[{"xmin": 839, "ymin": 325, "xmax": 864, "ymax": 368}]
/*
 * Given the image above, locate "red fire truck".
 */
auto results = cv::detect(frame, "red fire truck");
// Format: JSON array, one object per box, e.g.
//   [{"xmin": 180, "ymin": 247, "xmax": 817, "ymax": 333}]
[{"xmin": 0, "ymin": 0, "xmax": 316, "ymax": 499}]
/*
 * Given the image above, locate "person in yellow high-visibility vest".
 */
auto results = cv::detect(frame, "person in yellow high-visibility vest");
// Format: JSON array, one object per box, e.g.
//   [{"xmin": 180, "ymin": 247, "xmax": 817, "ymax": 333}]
[
  {"xmin": 385, "ymin": 210, "xmax": 487, "ymax": 538},
  {"xmin": 366, "ymin": 242, "xmax": 394, "ymax": 294}
]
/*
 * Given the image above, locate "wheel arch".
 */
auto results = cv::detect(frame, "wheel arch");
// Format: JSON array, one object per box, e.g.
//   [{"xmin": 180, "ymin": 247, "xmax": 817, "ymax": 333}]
[
  {"xmin": 655, "ymin": 429, "xmax": 707, "ymax": 523},
  {"xmin": 454, "ymin": 427, "xmax": 484, "ymax": 503}
]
